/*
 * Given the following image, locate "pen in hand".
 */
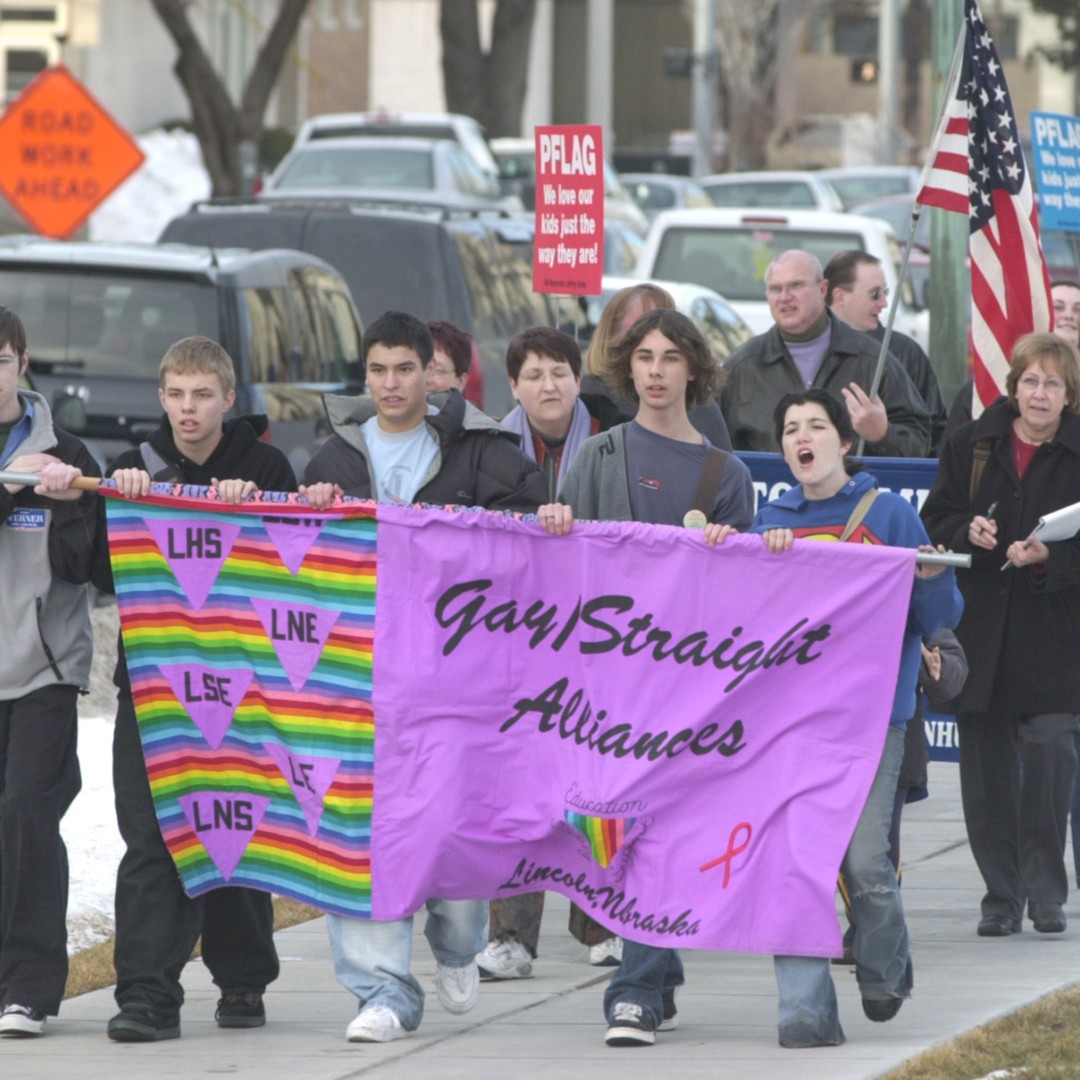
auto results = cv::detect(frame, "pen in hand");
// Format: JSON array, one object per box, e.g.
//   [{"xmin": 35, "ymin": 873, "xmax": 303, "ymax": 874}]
[{"xmin": 985, "ymin": 501, "xmax": 998, "ymax": 520}]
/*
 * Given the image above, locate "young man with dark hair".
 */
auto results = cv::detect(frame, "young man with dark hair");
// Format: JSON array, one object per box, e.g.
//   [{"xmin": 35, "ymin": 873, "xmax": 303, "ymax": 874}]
[
  {"xmin": 538, "ymin": 308, "xmax": 754, "ymax": 1048},
  {"xmin": 302, "ymin": 310, "xmax": 547, "ymax": 1043},
  {"xmin": 96, "ymin": 335, "xmax": 296, "ymax": 1043},
  {"xmin": 0, "ymin": 305, "xmax": 100, "ymax": 1038}
]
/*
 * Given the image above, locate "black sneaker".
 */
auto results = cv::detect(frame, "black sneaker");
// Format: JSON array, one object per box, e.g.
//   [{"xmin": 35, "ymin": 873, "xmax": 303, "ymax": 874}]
[
  {"xmin": 0, "ymin": 1003, "xmax": 46, "ymax": 1037},
  {"xmin": 107, "ymin": 1003, "xmax": 181, "ymax": 1042},
  {"xmin": 215, "ymin": 990, "xmax": 266, "ymax": 1029},
  {"xmin": 605, "ymin": 1001, "xmax": 656, "ymax": 1047}
]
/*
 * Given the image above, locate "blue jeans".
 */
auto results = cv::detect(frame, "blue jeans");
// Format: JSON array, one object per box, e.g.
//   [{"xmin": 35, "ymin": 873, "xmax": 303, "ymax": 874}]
[
  {"xmin": 603, "ymin": 942, "xmax": 684, "ymax": 1026},
  {"xmin": 327, "ymin": 899, "xmax": 487, "ymax": 1031},
  {"xmin": 775, "ymin": 726, "xmax": 911, "ymax": 1047}
]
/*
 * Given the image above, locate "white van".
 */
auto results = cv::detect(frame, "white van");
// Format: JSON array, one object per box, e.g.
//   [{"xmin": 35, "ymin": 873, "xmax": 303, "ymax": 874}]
[{"xmin": 634, "ymin": 208, "xmax": 928, "ymax": 348}]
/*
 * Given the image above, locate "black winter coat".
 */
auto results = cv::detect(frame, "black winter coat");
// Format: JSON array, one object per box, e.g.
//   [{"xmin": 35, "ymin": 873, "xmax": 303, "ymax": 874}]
[
  {"xmin": 304, "ymin": 389, "xmax": 547, "ymax": 513},
  {"xmin": 95, "ymin": 413, "xmax": 298, "ymax": 691},
  {"xmin": 921, "ymin": 398, "xmax": 1080, "ymax": 714}
]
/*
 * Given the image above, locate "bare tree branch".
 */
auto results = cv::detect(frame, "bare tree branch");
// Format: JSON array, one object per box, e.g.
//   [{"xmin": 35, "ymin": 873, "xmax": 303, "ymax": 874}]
[{"xmin": 150, "ymin": 0, "xmax": 314, "ymax": 195}]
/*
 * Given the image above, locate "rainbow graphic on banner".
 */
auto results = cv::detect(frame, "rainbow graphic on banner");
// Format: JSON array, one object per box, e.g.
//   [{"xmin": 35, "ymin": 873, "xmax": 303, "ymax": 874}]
[
  {"xmin": 106, "ymin": 487, "xmax": 378, "ymax": 918},
  {"xmin": 564, "ymin": 811, "xmax": 637, "ymax": 869}
]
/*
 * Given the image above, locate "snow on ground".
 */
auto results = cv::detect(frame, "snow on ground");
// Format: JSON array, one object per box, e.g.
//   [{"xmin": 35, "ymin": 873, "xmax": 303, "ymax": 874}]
[{"xmin": 63, "ymin": 711, "xmax": 124, "ymax": 954}]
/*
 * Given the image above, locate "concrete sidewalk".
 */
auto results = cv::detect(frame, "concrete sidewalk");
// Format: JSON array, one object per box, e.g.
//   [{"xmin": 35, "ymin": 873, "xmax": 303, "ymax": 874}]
[{"xmin": 3, "ymin": 762, "xmax": 1078, "ymax": 1079}]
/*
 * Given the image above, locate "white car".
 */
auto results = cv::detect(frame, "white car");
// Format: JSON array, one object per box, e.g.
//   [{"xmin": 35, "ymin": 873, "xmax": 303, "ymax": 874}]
[
  {"xmin": 634, "ymin": 207, "xmax": 928, "ymax": 348},
  {"xmin": 261, "ymin": 136, "xmax": 504, "ymax": 204},
  {"xmin": 697, "ymin": 170, "xmax": 845, "ymax": 214},
  {"xmin": 815, "ymin": 166, "xmax": 923, "ymax": 210},
  {"xmin": 291, "ymin": 110, "xmax": 501, "ymax": 186}
]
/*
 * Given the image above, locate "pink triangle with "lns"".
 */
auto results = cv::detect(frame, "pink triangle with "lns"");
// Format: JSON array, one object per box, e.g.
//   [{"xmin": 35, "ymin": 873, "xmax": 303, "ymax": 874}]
[
  {"xmin": 145, "ymin": 518, "xmax": 242, "ymax": 611},
  {"xmin": 249, "ymin": 597, "xmax": 341, "ymax": 691},
  {"xmin": 264, "ymin": 743, "xmax": 341, "ymax": 835},
  {"xmin": 262, "ymin": 515, "xmax": 329, "ymax": 576},
  {"xmin": 159, "ymin": 664, "xmax": 254, "ymax": 750},
  {"xmin": 178, "ymin": 791, "xmax": 271, "ymax": 881}
]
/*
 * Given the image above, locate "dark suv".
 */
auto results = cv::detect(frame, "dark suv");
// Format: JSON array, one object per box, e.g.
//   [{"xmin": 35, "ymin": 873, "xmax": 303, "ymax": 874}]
[
  {"xmin": 159, "ymin": 199, "xmax": 557, "ymax": 416},
  {"xmin": 0, "ymin": 238, "xmax": 364, "ymax": 476}
]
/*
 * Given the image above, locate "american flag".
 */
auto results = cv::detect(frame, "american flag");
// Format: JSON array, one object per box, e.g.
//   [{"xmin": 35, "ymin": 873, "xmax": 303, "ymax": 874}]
[{"xmin": 916, "ymin": 0, "xmax": 1052, "ymax": 414}]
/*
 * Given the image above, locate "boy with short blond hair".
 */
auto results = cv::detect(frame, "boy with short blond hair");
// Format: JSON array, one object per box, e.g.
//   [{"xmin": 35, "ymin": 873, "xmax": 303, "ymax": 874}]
[{"xmin": 95, "ymin": 335, "xmax": 296, "ymax": 1042}]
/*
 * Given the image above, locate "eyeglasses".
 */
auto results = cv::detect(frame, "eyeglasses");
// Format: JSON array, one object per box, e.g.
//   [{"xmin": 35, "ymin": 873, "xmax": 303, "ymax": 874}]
[
  {"xmin": 1018, "ymin": 375, "xmax": 1066, "ymax": 393},
  {"xmin": 765, "ymin": 280, "xmax": 815, "ymax": 297}
]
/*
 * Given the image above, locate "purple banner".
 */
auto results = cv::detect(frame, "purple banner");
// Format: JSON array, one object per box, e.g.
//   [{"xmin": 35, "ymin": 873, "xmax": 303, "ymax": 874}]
[{"xmin": 371, "ymin": 506, "xmax": 916, "ymax": 956}]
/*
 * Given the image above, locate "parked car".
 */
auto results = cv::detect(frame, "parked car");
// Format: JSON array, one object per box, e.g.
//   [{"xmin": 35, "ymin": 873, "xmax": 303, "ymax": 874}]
[
  {"xmin": 160, "ymin": 198, "xmax": 557, "ymax": 417},
  {"xmin": 291, "ymin": 110, "xmax": 501, "ymax": 186},
  {"xmin": 488, "ymin": 136, "xmax": 649, "ymax": 233},
  {"xmin": 619, "ymin": 173, "xmax": 715, "ymax": 221},
  {"xmin": 635, "ymin": 207, "xmax": 927, "ymax": 346},
  {"xmin": 816, "ymin": 166, "xmax": 922, "ymax": 210},
  {"xmin": 697, "ymin": 170, "xmax": 845, "ymax": 213},
  {"xmin": 0, "ymin": 237, "xmax": 364, "ymax": 475},
  {"xmin": 262, "ymin": 136, "xmax": 505, "ymax": 205},
  {"xmin": 577, "ymin": 276, "xmax": 753, "ymax": 363}
]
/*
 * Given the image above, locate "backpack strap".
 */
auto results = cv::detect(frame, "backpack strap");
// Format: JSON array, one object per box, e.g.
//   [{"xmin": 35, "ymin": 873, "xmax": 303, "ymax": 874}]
[
  {"xmin": 686, "ymin": 448, "xmax": 729, "ymax": 527},
  {"xmin": 139, "ymin": 441, "xmax": 181, "ymax": 483},
  {"xmin": 969, "ymin": 438, "xmax": 992, "ymax": 505},
  {"xmin": 839, "ymin": 488, "xmax": 880, "ymax": 543}
]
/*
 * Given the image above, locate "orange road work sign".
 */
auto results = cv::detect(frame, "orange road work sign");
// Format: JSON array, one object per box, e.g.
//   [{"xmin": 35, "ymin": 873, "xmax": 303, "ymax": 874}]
[{"xmin": 0, "ymin": 65, "xmax": 145, "ymax": 238}]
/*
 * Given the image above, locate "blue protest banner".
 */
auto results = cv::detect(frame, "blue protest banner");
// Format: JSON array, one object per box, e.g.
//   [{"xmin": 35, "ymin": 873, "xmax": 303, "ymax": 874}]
[{"xmin": 1030, "ymin": 111, "xmax": 1080, "ymax": 233}]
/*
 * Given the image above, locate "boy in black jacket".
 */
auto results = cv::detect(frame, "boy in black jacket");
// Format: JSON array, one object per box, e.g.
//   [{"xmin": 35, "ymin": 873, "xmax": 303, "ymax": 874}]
[{"xmin": 94, "ymin": 336, "xmax": 296, "ymax": 1042}]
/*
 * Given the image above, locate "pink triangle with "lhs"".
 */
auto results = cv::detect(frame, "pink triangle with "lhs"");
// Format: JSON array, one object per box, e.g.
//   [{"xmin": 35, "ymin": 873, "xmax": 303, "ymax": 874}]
[{"xmin": 145, "ymin": 518, "xmax": 242, "ymax": 610}]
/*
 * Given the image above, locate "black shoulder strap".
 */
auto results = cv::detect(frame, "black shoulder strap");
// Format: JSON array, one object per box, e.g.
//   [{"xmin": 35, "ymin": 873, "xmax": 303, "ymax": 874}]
[{"xmin": 969, "ymin": 438, "xmax": 992, "ymax": 505}]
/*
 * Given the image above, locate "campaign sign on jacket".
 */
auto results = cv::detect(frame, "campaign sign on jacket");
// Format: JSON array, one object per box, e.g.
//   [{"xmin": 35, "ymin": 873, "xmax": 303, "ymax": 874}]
[{"xmin": 106, "ymin": 489, "xmax": 916, "ymax": 957}]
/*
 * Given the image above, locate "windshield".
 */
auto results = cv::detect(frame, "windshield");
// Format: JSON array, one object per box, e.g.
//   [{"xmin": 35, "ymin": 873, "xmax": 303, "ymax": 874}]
[
  {"xmin": 275, "ymin": 145, "xmax": 435, "ymax": 190},
  {"xmin": 6, "ymin": 270, "xmax": 220, "ymax": 440},
  {"xmin": 651, "ymin": 226, "xmax": 871, "ymax": 301}
]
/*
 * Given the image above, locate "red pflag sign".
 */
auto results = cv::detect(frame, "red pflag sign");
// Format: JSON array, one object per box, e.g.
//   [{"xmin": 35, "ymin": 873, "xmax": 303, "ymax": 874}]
[{"xmin": 0, "ymin": 65, "xmax": 145, "ymax": 238}]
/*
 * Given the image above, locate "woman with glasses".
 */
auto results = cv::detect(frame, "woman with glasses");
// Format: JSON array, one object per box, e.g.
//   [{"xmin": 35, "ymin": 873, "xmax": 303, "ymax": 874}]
[{"xmin": 923, "ymin": 332, "xmax": 1080, "ymax": 940}]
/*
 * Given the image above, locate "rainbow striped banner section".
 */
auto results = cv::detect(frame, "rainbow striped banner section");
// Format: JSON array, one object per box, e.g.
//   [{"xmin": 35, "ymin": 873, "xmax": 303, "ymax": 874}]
[
  {"xmin": 106, "ymin": 488, "xmax": 377, "ymax": 918},
  {"xmin": 564, "ymin": 811, "xmax": 637, "ymax": 869}
]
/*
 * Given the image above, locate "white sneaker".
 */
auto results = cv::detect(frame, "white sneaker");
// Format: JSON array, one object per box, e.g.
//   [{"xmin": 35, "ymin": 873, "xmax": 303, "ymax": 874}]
[
  {"xmin": 476, "ymin": 938, "xmax": 534, "ymax": 980},
  {"xmin": 0, "ymin": 1003, "xmax": 46, "ymax": 1037},
  {"xmin": 434, "ymin": 961, "xmax": 479, "ymax": 1014},
  {"xmin": 346, "ymin": 1004, "xmax": 407, "ymax": 1043},
  {"xmin": 589, "ymin": 936, "xmax": 623, "ymax": 966}
]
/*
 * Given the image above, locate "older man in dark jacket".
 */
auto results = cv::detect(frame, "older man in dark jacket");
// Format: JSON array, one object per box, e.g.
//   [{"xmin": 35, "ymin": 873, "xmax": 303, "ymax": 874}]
[{"xmin": 720, "ymin": 250, "xmax": 931, "ymax": 457}]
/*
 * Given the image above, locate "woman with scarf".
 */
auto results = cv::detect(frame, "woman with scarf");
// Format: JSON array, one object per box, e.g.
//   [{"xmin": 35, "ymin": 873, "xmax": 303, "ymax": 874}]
[{"xmin": 475, "ymin": 325, "xmax": 623, "ymax": 981}]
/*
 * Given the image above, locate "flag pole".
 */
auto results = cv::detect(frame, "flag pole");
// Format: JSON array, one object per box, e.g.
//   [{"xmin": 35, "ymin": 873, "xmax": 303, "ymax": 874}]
[
  {"xmin": 854, "ymin": 19, "xmax": 967, "ymax": 456},
  {"xmin": 0, "ymin": 470, "xmax": 100, "ymax": 491}
]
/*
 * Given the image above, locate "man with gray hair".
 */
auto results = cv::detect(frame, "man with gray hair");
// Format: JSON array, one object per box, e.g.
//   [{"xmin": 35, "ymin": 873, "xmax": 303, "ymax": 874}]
[{"xmin": 720, "ymin": 250, "xmax": 930, "ymax": 457}]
